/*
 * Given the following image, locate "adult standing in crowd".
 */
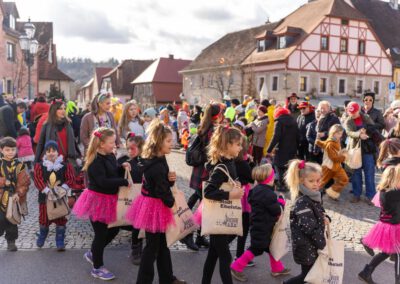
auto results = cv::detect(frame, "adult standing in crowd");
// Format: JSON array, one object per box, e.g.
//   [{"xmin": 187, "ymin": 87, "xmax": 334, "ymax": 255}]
[
  {"xmin": 248, "ymin": 105, "xmax": 269, "ymax": 165},
  {"xmin": 118, "ymin": 100, "xmax": 145, "ymax": 139},
  {"xmin": 286, "ymin": 93, "xmax": 300, "ymax": 119},
  {"xmin": 344, "ymin": 102, "xmax": 376, "ymax": 204},
  {"xmin": 361, "ymin": 92, "xmax": 385, "ymax": 132},
  {"xmin": 0, "ymin": 94, "xmax": 20, "ymax": 138},
  {"xmin": 34, "ymin": 99, "xmax": 79, "ymax": 163},
  {"xmin": 383, "ymin": 100, "xmax": 400, "ymax": 137},
  {"xmin": 190, "ymin": 105, "xmax": 202, "ymax": 126},
  {"xmin": 80, "ymin": 92, "xmax": 120, "ymax": 153},
  {"xmin": 306, "ymin": 109, "xmax": 323, "ymax": 163},
  {"xmin": 297, "ymin": 101, "xmax": 315, "ymax": 161},
  {"xmin": 266, "ymin": 106, "xmax": 299, "ymax": 192},
  {"xmin": 261, "ymin": 99, "xmax": 275, "ymax": 156},
  {"xmin": 30, "ymin": 95, "xmax": 49, "ymax": 122},
  {"xmin": 314, "ymin": 101, "xmax": 340, "ymax": 151}
]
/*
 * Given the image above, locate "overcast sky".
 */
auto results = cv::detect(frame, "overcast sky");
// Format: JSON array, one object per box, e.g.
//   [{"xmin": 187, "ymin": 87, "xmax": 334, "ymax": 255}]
[{"xmin": 15, "ymin": 0, "xmax": 308, "ymax": 61}]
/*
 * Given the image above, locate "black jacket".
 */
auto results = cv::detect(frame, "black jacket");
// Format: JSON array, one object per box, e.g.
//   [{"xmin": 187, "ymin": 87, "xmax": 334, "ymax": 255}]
[
  {"xmin": 267, "ymin": 114, "xmax": 299, "ymax": 167},
  {"xmin": 235, "ymin": 159, "xmax": 254, "ymax": 185},
  {"xmin": 87, "ymin": 153, "xmax": 128, "ymax": 195},
  {"xmin": 118, "ymin": 156, "xmax": 143, "ymax": 184},
  {"xmin": 379, "ymin": 190, "xmax": 400, "ymax": 224},
  {"xmin": 297, "ymin": 112, "xmax": 316, "ymax": 145},
  {"xmin": 290, "ymin": 194, "xmax": 326, "ymax": 266},
  {"xmin": 316, "ymin": 112, "xmax": 340, "ymax": 140},
  {"xmin": 139, "ymin": 156, "xmax": 175, "ymax": 208},
  {"xmin": 362, "ymin": 107, "xmax": 385, "ymax": 132},
  {"xmin": 203, "ymin": 158, "xmax": 237, "ymax": 201},
  {"xmin": 248, "ymin": 184, "xmax": 281, "ymax": 249},
  {"xmin": 306, "ymin": 120, "xmax": 319, "ymax": 154},
  {"xmin": 0, "ymin": 96, "xmax": 18, "ymax": 138}
]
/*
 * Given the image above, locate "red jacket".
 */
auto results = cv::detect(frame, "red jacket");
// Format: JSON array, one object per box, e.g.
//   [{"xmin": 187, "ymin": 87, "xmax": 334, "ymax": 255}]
[{"xmin": 31, "ymin": 102, "xmax": 50, "ymax": 122}]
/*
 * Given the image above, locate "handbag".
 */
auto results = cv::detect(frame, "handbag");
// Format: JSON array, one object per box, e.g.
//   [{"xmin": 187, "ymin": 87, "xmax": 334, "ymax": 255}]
[
  {"xmin": 201, "ymin": 164, "xmax": 243, "ymax": 236},
  {"xmin": 165, "ymin": 186, "xmax": 197, "ymax": 247},
  {"xmin": 305, "ymin": 225, "xmax": 345, "ymax": 284},
  {"xmin": 345, "ymin": 140, "xmax": 362, "ymax": 169},
  {"xmin": 6, "ymin": 195, "xmax": 23, "ymax": 225},
  {"xmin": 108, "ymin": 170, "xmax": 141, "ymax": 228},
  {"xmin": 269, "ymin": 206, "xmax": 291, "ymax": 261},
  {"xmin": 46, "ymin": 186, "xmax": 70, "ymax": 221}
]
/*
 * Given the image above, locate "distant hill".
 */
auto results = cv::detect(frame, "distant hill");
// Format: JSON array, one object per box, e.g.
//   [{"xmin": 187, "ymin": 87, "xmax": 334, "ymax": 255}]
[{"xmin": 57, "ymin": 57, "xmax": 119, "ymax": 85}]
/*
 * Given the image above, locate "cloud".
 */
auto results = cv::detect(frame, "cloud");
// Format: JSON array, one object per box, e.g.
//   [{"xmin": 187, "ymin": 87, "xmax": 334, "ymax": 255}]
[{"xmin": 193, "ymin": 7, "xmax": 234, "ymax": 21}]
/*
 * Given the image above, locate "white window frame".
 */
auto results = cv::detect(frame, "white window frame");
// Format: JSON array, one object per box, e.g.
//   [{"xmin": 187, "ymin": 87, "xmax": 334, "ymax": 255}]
[
  {"xmin": 299, "ymin": 75, "xmax": 309, "ymax": 93},
  {"xmin": 6, "ymin": 42, "xmax": 15, "ymax": 62},
  {"xmin": 319, "ymin": 77, "xmax": 328, "ymax": 94},
  {"xmin": 356, "ymin": 78, "xmax": 365, "ymax": 94},
  {"xmin": 257, "ymin": 76, "xmax": 266, "ymax": 93},
  {"xmin": 271, "ymin": 75, "xmax": 279, "ymax": 92},
  {"xmin": 9, "ymin": 14, "xmax": 15, "ymax": 30},
  {"xmin": 372, "ymin": 80, "xmax": 381, "ymax": 96},
  {"xmin": 337, "ymin": 77, "xmax": 347, "ymax": 94}
]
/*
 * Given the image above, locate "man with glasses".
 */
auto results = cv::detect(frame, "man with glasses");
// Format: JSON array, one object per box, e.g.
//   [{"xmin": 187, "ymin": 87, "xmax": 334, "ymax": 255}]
[{"xmin": 361, "ymin": 92, "xmax": 385, "ymax": 132}]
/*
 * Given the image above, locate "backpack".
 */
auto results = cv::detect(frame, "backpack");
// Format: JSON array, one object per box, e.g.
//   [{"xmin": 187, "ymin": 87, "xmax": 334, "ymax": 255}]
[{"xmin": 185, "ymin": 134, "xmax": 207, "ymax": 167}]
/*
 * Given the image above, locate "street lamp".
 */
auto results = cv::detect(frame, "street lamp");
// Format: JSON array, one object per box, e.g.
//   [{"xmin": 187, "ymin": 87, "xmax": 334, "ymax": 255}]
[{"xmin": 19, "ymin": 19, "xmax": 38, "ymax": 100}]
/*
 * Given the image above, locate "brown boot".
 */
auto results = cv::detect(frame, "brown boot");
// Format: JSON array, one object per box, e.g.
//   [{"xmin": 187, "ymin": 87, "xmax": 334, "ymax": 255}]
[
  {"xmin": 231, "ymin": 269, "xmax": 248, "ymax": 282},
  {"xmin": 326, "ymin": 187, "xmax": 340, "ymax": 201}
]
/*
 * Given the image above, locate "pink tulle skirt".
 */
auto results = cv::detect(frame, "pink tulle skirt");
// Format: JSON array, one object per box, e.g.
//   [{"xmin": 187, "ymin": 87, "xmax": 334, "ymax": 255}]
[
  {"xmin": 363, "ymin": 221, "xmax": 400, "ymax": 254},
  {"xmin": 241, "ymin": 184, "xmax": 252, "ymax": 213},
  {"xmin": 125, "ymin": 195, "xmax": 174, "ymax": 233},
  {"xmin": 72, "ymin": 189, "xmax": 117, "ymax": 224}
]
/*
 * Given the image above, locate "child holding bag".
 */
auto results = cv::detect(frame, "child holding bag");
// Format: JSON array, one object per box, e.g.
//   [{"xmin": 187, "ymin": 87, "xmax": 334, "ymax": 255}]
[
  {"xmin": 315, "ymin": 124, "xmax": 349, "ymax": 201},
  {"xmin": 231, "ymin": 164, "xmax": 290, "ymax": 282},
  {"xmin": 359, "ymin": 165, "xmax": 400, "ymax": 284},
  {"xmin": 33, "ymin": 140, "xmax": 76, "ymax": 251},
  {"xmin": 117, "ymin": 132, "xmax": 144, "ymax": 265},
  {"xmin": 73, "ymin": 127, "xmax": 130, "ymax": 281},
  {"xmin": 202, "ymin": 126, "xmax": 244, "ymax": 284},
  {"xmin": 125, "ymin": 120, "xmax": 186, "ymax": 284},
  {"xmin": 283, "ymin": 160, "xmax": 328, "ymax": 284}
]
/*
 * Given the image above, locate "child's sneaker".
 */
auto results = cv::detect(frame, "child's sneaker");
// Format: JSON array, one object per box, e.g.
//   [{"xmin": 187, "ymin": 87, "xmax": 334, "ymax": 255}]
[
  {"xmin": 271, "ymin": 267, "xmax": 291, "ymax": 277},
  {"xmin": 231, "ymin": 269, "xmax": 248, "ymax": 282},
  {"xmin": 7, "ymin": 241, "xmax": 18, "ymax": 252},
  {"xmin": 246, "ymin": 260, "xmax": 255, "ymax": 267},
  {"xmin": 91, "ymin": 267, "xmax": 115, "ymax": 281},
  {"xmin": 84, "ymin": 250, "xmax": 93, "ymax": 265}
]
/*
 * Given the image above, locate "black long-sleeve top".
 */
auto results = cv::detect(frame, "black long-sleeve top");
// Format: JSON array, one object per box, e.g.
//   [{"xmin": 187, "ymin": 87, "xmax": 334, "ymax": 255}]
[
  {"xmin": 139, "ymin": 156, "xmax": 175, "ymax": 208},
  {"xmin": 203, "ymin": 158, "xmax": 237, "ymax": 201},
  {"xmin": 379, "ymin": 190, "xmax": 400, "ymax": 224},
  {"xmin": 235, "ymin": 159, "xmax": 254, "ymax": 185},
  {"xmin": 118, "ymin": 155, "xmax": 143, "ymax": 184},
  {"xmin": 87, "ymin": 153, "xmax": 128, "ymax": 195}
]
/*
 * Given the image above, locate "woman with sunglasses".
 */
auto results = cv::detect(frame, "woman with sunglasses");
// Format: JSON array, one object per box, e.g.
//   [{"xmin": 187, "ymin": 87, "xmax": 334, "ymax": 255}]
[
  {"xmin": 80, "ymin": 92, "xmax": 121, "ymax": 154},
  {"xmin": 361, "ymin": 92, "xmax": 385, "ymax": 132},
  {"xmin": 34, "ymin": 99, "xmax": 79, "ymax": 163}
]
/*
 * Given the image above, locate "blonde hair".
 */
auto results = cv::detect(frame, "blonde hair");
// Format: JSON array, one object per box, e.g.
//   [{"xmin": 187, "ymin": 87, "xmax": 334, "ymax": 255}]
[
  {"xmin": 83, "ymin": 127, "xmax": 116, "ymax": 171},
  {"xmin": 141, "ymin": 119, "xmax": 172, "ymax": 159},
  {"xmin": 377, "ymin": 138, "xmax": 400, "ymax": 168},
  {"xmin": 208, "ymin": 126, "xmax": 243, "ymax": 165},
  {"xmin": 285, "ymin": 159, "xmax": 322, "ymax": 200},
  {"xmin": 252, "ymin": 164, "xmax": 273, "ymax": 182},
  {"xmin": 377, "ymin": 165, "xmax": 400, "ymax": 191},
  {"xmin": 118, "ymin": 100, "xmax": 143, "ymax": 136},
  {"xmin": 328, "ymin": 124, "xmax": 344, "ymax": 139}
]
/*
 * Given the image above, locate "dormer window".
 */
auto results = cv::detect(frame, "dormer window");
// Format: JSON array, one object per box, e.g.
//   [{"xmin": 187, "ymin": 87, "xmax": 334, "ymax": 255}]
[
  {"xmin": 257, "ymin": 40, "xmax": 265, "ymax": 52},
  {"xmin": 9, "ymin": 14, "xmax": 15, "ymax": 30},
  {"xmin": 278, "ymin": 36, "xmax": 287, "ymax": 49}
]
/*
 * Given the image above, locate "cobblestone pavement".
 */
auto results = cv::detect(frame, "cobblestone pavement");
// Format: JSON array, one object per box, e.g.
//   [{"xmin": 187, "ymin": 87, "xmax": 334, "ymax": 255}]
[{"xmin": 0, "ymin": 151, "xmax": 380, "ymax": 251}]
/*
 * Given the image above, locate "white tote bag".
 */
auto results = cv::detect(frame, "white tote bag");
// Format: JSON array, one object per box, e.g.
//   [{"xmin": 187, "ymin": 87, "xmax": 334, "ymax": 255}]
[
  {"xmin": 201, "ymin": 165, "xmax": 243, "ymax": 236},
  {"xmin": 345, "ymin": 140, "xmax": 362, "ymax": 170},
  {"xmin": 305, "ymin": 225, "xmax": 345, "ymax": 284},
  {"xmin": 269, "ymin": 206, "xmax": 291, "ymax": 261},
  {"xmin": 166, "ymin": 186, "xmax": 197, "ymax": 247},
  {"xmin": 108, "ymin": 170, "xmax": 141, "ymax": 228}
]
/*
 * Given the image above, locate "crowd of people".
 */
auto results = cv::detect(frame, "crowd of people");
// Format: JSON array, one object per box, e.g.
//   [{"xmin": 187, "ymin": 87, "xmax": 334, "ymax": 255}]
[{"xmin": 0, "ymin": 90, "xmax": 399, "ymax": 284}]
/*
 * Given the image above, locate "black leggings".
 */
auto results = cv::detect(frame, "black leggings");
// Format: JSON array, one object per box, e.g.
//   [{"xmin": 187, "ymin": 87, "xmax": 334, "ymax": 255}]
[
  {"xmin": 368, "ymin": 252, "xmax": 399, "ymax": 282},
  {"xmin": 119, "ymin": 226, "xmax": 142, "ymax": 247},
  {"xmin": 90, "ymin": 221, "xmax": 120, "ymax": 269},
  {"xmin": 137, "ymin": 232, "xmax": 173, "ymax": 284},
  {"xmin": 283, "ymin": 264, "xmax": 312, "ymax": 284},
  {"xmin": 202, "ymin": 234, "xmax": 235, "ymax": 284},
  {"xmin": 252, "ymin": 146, "xmax": 264, "ymax": 165},
  {"xmin": 236, "ymin": 212, "xmax": 250, "ymax": 258}
]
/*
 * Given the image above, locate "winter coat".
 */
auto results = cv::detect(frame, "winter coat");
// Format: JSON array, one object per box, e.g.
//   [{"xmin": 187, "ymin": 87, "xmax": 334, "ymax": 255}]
[
  {"xmin": 0, "ymin": 98, "xmax": 18, "ymax": 138},
  {"xmin": 138, "ymin": 156, "xmax": 175, "ymax": 208},
  {"xmin": 16, "ymin": 135, "xmax": 34, "ymax": 158},
  {"xmin": 315, "ymin": 138, "xmax": 346, "ymax": 172},
  {"xmin": 33, "ymin": 113, "xmax": 48, "ymax": 144},
  {"xmin": 0, "ymin": 159, "xmax": 30, "ymax": 203},
  {"xmin": 362, "ymin": 107, "xmax": 385, "ymax": 132},
  {"xmin": 267, "ymin": 113, "xmax": 299, "ymax": 167},
  {"xmin": 297, "ymin": 112, "xmax": 316, "ymax": 145},
  {"xmin": 30, "ymin": 101, "xmax": 49, "ymax": 122},
  {"xmin": 287, "ymin": 103, "xmax": 300, "ymax": 120},
  {"xmin": 379, "ymin": 189, "xmax": 400, "ymax": 224},
  {"xmin": 343, "ymin": 113, "xmax": 374, "ymax": 151},
  {"xmin": 316, "ymin": 112, "xmax": 340, "ymax": 141},
  {"xmin": 263, "ymin": 105, "xmax": 275, "ymax": 155},
  {"xmin": 248, "ymin": 184, "xmax": 281, "ymax": 249},
  {"xmin": 203, "ymin": 158, "xmax": 237, "ymax": 201},
  {"xmin": 250, "ymin": 116, "xmax": 269, "ymax": 148},
  {"xmin": 306, "ymin": 120, "xmax": 319, "ymax": 154},
  {"xmin": 290, "ymin": 194, "xmax": 326, "ymax": 266}
]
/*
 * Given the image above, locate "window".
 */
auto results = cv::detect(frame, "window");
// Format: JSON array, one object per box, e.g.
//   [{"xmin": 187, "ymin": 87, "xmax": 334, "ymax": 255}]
[
  {"xmin": 319, "ymin": 78, "xmax": 327, "ymax": 93},
  {"xmin": 6, "ymin": 42, "xmax": 15, "ymax": 62},
  {"xmin": 356, "ymin": 80, "xmax": 364, "ymax": 94},
  {"xmin": 9, "ymin": 14, "xmax": 15, "ymax": 30},
  {"xmin": 341, "ymin": 19, "xmax": 349, "ymax": 25},
  {"xmin": 200, "ymin": 76, "xmax": 205, "ymax": 88},
  {"xmin": 373, "ymin": 81, "xmax": 380, "ymax": 94},
  {"xmin": 208, "ymin": 74, "xmax": 213, "ymax": 87},
  {"xmin": 258, "ymin": 77, "xmax": 265, "ymax": 92},
  {"xmin": 358, "ymin": 40, "xmax": 366, "ymax": 55},
  {"xmin": 338, "ymin": 79, "xmax": 346, "ymax": 94},
  {"xmin": 6, "ymin": 80, "xmax": 12, "ymax": 94},
  {"xmin": 278, "ymin": 36, "xmax": 286, "ymax": 49},
  {"xmin": 321, "ymin": 36, "xmax": 329, "ymax": 51},
  {"xmin": 257, "ymin": 40, "xmax": 265, "ymax": 52},
  {"xmin": 271, "ymin": 76, "xmax": 279, "ymax": 92},
  {"xmin": 340, "ymin": 38, "xmax": 348, "ymax": 53},
  {"xmin": 300, "ymin": 76, "xmax": 308, "ymax": 92}
]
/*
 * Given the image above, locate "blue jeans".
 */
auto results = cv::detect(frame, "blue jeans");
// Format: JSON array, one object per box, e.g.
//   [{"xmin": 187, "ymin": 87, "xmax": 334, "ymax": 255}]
[{"xmin": 351, "ymin": 154, "xmax": 376, "ymax": 199}]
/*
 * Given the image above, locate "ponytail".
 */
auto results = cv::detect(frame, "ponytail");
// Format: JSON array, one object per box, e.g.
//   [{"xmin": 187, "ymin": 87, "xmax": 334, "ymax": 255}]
[
  {"xmin": 377, "ymin": 138, "xmax": 400, "ymax": 168},
  {"xmin": 83, "ymin": 127, "xmax": 116, "ymax": 171}
]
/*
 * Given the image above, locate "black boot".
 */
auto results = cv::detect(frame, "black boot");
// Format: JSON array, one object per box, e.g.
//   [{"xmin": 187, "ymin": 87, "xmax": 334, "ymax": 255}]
[
  {"xmin": 360, "ymin": 238, "xmax": 375, "ymax": 256},
  {"xmin": 195, "ymin": 234, "xmax": 209, "ymax": 248},
  {"xmin": 358, "ymin": 264, "xmax": 376, "ymax": 284},
  {"xmin": 180, "ymin": 234, "xmax": 199, "ymax": 251},
  {"xmin": 130, "ymin": 242, "xmax": 143, "ymax": 266}
]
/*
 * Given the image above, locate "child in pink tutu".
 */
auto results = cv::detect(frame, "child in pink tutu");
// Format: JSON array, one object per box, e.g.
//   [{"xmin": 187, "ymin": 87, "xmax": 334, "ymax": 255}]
[
  {"xmin": 359, "ymin": 165, "xmax": 400, "ymax": 284},
  {"xmin": 125, "ymin": 119, "xmax": 186, "ymax": 284},
  {"xmin": 73, "ymin": 127, "xmax": 130, "ymax": 281}
]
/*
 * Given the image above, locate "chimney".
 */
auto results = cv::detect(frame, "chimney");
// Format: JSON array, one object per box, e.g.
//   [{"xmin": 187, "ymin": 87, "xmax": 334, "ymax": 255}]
[
  {"xmin": 391, "ymin": 0, "xmax": 399, "ymax": 10},
  {"xmin": 168, "ymin": 54, "xmax": 174, "ymax": 59}
]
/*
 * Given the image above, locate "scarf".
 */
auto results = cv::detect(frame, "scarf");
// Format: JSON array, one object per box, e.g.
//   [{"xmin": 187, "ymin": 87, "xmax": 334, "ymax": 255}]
[
  {"xmin": 43, "ymin": 155, "xmax": 64, "ymax": 172},
  {"xmin": 299, "ymin": 184, "xmax": 321, "ymax": 203}
]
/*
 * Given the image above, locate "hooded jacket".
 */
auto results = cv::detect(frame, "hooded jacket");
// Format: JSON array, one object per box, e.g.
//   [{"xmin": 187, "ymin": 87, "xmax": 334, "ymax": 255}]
[{"xmin": 0, "ymin": 96, "xmax": 18, "ymax": 138}]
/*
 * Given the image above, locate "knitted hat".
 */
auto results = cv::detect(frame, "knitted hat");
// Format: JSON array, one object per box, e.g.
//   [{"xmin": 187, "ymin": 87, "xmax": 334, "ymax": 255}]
[
  {"xmin": 347, "ymin": 102, "xmax": 360, "ymax": 114},
  {"xmin": 258, "ymin": 105, "xmax": 268, "ymax": 114},
  {"xmin": 44, "ymin": 140, "xmax": 58, "ymax": 152}
]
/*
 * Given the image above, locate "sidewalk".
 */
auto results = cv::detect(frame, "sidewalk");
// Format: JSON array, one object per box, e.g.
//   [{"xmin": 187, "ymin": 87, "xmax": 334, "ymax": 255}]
[{"xmin": 0, "ymin": 248, "xmax": 394, "ymax": 283}]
